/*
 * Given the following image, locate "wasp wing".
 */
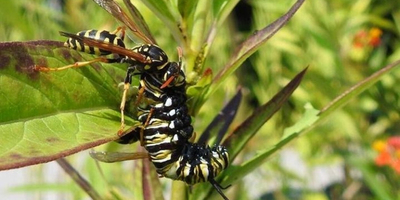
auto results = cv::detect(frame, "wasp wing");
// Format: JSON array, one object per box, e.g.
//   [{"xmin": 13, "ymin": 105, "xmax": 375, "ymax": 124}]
[
  {"xmin": 59, "ymin": 31, "xmax": 149, "ymax": 63},
  {"xmin": 123, "ymin": 0, "xmax": 156, "ymax": 44},
  {"xmin": 92, "ymin": 0, "xmax": 156, "ymax": 45},
  {"xmin": 198, "ymin": 88, "xmax": 242, "ymax": 145}
]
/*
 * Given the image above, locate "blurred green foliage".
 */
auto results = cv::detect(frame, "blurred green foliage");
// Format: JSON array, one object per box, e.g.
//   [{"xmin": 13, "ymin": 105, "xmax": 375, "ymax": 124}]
[{"xmin": 1, "ymin": 0, "xmax": 400, "ymax": 199}]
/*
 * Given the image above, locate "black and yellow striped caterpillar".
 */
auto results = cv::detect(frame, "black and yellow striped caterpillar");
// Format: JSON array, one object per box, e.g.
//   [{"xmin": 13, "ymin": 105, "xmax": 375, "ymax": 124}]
[{"xmin": 116, "ymin": 56, "xmax": 230, "ymax": 199}]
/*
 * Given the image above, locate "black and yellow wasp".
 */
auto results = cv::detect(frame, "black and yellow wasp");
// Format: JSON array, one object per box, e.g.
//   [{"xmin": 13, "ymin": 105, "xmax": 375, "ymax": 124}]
[
  {"xmin": 34, "ymin": 0, "xmax": 233, "ymax": 199},
  {"xmin": 34, "ymin": 0, "xmax": 181, "ymax": 134}
]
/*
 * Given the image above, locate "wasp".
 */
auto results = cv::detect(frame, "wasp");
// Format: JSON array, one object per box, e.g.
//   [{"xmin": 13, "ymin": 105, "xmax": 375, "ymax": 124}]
[{"xmin": 34, "ymin": 0, "xmax": 182, "ymax": 134}]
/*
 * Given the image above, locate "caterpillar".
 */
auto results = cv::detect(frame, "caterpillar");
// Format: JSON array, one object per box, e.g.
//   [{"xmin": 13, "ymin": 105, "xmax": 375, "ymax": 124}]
[{"xmin": 115, "ymin": 58, "xmax": 230, "ymax": 199}]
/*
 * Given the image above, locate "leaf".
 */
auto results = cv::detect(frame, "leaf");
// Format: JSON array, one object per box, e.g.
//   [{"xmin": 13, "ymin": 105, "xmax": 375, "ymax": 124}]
[
  {"xmin": 203, "ymin": 0, "xmax": 240, "ymax": 49},
  {"xmin": 188, "ymin": 0, "xmax": 240, "ymax": 76},
  {"xmin": 0, "ymin": 41, "xmax": 128, "ymax": 122},
  {"xmin": 216, "ymin": 58, "xmax": 400, "ymax": 200},
  {"xmin": 0, "ymin": 41, "xmax": 139, "ymax": 170}
]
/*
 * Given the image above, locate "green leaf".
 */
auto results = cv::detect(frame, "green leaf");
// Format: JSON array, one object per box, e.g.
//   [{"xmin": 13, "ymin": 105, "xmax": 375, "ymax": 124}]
[{"xmin": 0, "ymin": 41, "xmax": 139, "ymax": 170}]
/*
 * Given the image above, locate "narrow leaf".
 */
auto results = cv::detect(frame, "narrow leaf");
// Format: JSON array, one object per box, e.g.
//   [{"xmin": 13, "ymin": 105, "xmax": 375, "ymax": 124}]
[
  {"xmin": 203, "ymin": 0, "xmax": 240, "ymax": 51},
  {"xmin": 209, "ymin": 0, "xmax": 305, "ymax": 97}
]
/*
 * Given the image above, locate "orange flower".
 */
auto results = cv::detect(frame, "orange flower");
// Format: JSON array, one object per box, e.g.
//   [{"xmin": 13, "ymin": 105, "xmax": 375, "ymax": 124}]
[
  {"xmin": 352, "ymin": 28, "xmax": 382, "ymax": 48},
  {"xmin": 373, "ymin": 136, "xmax": 400, "ymax": 174},
  {"xmin": 368, "ymin": 28, "xmax": 382, "ymax": 47},
  {"xmin": 387, "ymin": 136, "xmax": 400, "ymax": 149},
  {"xmin": 352, "ymin": 30, "xmax": 368, "ymax": 48}
]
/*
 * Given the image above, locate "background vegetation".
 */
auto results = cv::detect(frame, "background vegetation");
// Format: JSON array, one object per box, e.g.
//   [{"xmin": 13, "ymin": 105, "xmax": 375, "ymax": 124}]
[{"xmin": 1, "ymin": 0, "xmax": 399, "ymax": 199}]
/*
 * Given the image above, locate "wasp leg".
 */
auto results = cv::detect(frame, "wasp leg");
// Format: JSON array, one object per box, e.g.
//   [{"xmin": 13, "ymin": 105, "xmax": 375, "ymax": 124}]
[
  {"xmin": 139, "ymin": 107, "xmax": 154, "ymax": 146},
  {"xmin": 34, "ymin": 57, "xmax": 111, "ymax": 72},
  {"xmin": 135, "ymin": 83, "xmax": 146, "ymax": 106},
  {"xmin": 119, "ymin": 82, "xmax": 130, "ymax": 135},
  {"xmin": 119, "ymin": 65, "xmax": 142, "ymax": 135},
  {"xmin": 111, "ymin": 26, "xmax": 126, "ymax": 41}
]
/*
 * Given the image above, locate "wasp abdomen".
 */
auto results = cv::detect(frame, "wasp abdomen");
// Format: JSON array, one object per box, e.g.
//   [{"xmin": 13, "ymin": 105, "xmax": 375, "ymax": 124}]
[{"xmin": 64, "ymin": 30, "xmax": 125, "ymax": 56}]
